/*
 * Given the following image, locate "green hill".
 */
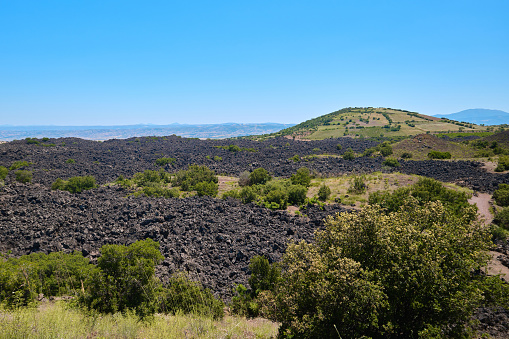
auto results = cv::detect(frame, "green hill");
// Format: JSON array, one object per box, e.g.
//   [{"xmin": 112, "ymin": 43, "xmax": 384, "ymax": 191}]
[{"xmin": 260, "ymin": 107, "xmax": 487, "ymax": 140}]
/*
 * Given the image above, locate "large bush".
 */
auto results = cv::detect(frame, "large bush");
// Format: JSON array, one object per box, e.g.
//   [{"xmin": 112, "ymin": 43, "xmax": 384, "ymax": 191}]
[
  {"xmin": 493, "ymin": 184, "xmax": 509, "ymax": 206},
  {"xmin": 261, "ymin": 202, "xmax": 503, "ymax": 338},
  {"xmin": 80, "ymin": 239, "xmax": 164, "ymax": 317},
  {"xmin": 369, "ymin": 177, "xmax": 474, "ymax": 219},
  {"xmin": 52, "ymin": 175, "xmax": 96, "ymax": 193},
  {"xmin": 290, "ymin": 167, "xmax": 311, "ymax": 187},
  {"xmin": 249, "ymin": 168, "xmax": 271, "ymax": 185},
  {"xmin": 15, "ymin": 170, "xmax": 32, "ymax": 183},
  {"xmin": 428, "ymin": 150, "xmax": 452, "ymax": 159},
  {"xmin": 0, "ymin": 252, "xmax": 94, "ymax": 308},
  {"xmin": 173, "ymin": 165, "xmax": 217, "ymax": 191},
  {"xmin": 161, "ymin": 272, "xmax": 224, "ymax": 320}
]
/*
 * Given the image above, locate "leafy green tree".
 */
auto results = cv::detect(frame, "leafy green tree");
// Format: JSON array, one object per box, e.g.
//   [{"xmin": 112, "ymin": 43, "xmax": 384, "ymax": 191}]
[
  {"xmin": 342, "ymin": 148, "xmax": 355, "ymax": 160},
  {"xmin": 287, "ymin": 185, "xmax": 307, "ymax": 205},
  {"xmin": 369, "ymin": 177, "xmax": 474, "ymax": 219},
  {"xmin": 494, "ymin": 184, "xmax": 509, "ymax": 206},
  {"xmin": 80, "ymin": 239, "xmax": 164, "ymax": 317},
  {"xmin": 379, "ymin": 142, "xmax": 393, "ymax": 156},
  {"xmin": 262, "ymin": 202, "xmax": 502, "ymax": 338},
  {"xmin": 0, "ymin": 252, "xmax": 94, "ymax": 308},
  {"xmin": 160, "ymin": 272, "xmax": 224, "ymax": 320},
  {"xmin": 174, "ymin": 165, "xmax": 217, "ymax": 191},
  {"xmin": 317, "ymin": 183, "xmax": 331, "ymax": 201},
  {"xmin": 249, "ymin": 168, "xmax": 271, "ymax": 185},
  {"xmin": 194, "ymin": 181, "xmax": 218, "ymax": 197},
  {"xmin": 290, "ymin": 167, "xmax": 311, "ymax": 187},
  {"xmin": 231, "ymin": 256, "xmax": 279, "ymax": 318},
  {"xmin": 493, "ymin": 207, "xmax": 509, "ymax": 230}
]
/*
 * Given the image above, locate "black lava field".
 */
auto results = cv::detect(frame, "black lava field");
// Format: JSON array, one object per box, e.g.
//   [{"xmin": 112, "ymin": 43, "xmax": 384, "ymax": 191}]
[{"xmin": 1, "ymin": 135, "xmax": 509, "ymax": 335}]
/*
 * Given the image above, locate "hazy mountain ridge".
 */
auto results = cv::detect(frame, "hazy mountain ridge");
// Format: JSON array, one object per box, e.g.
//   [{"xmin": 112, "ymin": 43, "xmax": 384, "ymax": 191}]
[
  {"xmin": 435, "ymin": 109, "xmax": 509, "ymax": 125},
  {"xmin": 0, "ymin": 122, "xmax": 295, "ymax": 141}
]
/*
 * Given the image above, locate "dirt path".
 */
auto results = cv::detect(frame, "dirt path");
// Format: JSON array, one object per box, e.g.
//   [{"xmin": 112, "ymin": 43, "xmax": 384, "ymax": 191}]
[
  {"xmin": 468, "ymin": 193, "xmax": 494, "ymax": 224},
  {"xmin": 468, "ymin": 193, "xmax": 509, "ymax": 279}
]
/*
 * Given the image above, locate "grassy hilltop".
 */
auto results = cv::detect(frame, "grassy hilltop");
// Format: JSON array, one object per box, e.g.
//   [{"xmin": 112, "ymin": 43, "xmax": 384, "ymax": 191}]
[{"xmin": 257, "ymin": 107, "xmax": 487, "ymax": 140}]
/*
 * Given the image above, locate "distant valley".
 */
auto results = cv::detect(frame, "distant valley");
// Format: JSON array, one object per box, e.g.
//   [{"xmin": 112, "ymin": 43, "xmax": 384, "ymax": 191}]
[{"xmin": 0, "ymin": 122, "xmax": 295, "ymax": 141}]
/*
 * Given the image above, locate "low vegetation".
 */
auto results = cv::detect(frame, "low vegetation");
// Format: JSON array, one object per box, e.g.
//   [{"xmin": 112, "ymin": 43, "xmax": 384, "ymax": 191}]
[{"xmin": 52, "ymin": 175, "xmax": 96, "ymax": 193}]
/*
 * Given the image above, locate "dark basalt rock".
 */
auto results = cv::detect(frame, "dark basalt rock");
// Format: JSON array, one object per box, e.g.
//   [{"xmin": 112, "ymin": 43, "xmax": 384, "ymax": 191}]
[{"xmin": 0, "ymin": 183, "xmax": 346, "ymax": 299}]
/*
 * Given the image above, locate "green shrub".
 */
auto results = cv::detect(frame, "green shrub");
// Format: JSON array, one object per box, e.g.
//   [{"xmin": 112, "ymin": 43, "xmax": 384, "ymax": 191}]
[
  {"xmin": 382, "ymin": 158, "xmax": 400, "ymax": 167},
  {"xmin": 228, "ymin": 144, "xmax": 241, "ymax": 152},
  {"xmin": 290, "ymin": 167, "xmax": 311, "ymax": 187},
  {"xmin": 0, "ymin": 166, "xmax": 8, "ymax": 181},
  {"xmin": 369, "ymin": 177, "xmax": 474, "ymax": 219},
  {"xmin": 213, "ymin": 155, "xmax": 222, "ymax": 161},
  {"xmin": 79, "ymin": 239, "xmax": 164, "ymax": 317},
  {"xmin": 65, "ymin": 158, "xmax": 76, "ymax": 164},
  {"xmin": 428, "ymin": 150, "xmax": 452, "ymax": 159},
  {"xmin": 495, "ymin": 156, "xmax": 509, "ymax": 172},
  {"xmin": 9, "ymin": 161, "xmax": 31, "ymax": 170},
  {"xmin": 493, "ymin": 207, "xmax": 509, "ymax": 230},
  {"xmin": 336, "ymin": 143, "xmax": 343, "ymax": 150},
  {"xmin": 0, "ymin": 251, "xmax": 94, "ymax": 308},
  {"xmin": 53, "ymin": 176, "xmax": 96, "ymax": 193},
  {"xmin": 342, "ymin": 148, "xmax": 355, "ymax": 160},
  {"xmin": 137, "ymin": 186, "xmax": 179, "ymax": 198},
  {"xmin": 264, "ymin": 187, "xmax": 288, "ymax": 209},
  {"xmin": 155, "ymin": 157, "xmax": 176, "ymax": 166},
  {"xmin": 261, "ymin": 202, "xmax": 503, "ymax": 338},
  {"xmin": 400, "ymin": 152, "xmax": 413, "ymax": 159},
  {"xmin": 222, "ymin": 189, "xmax": 241, "ymax": 199},
  {"xmin": 493, "ymin": 184, "xmax": 509, "ymax": 206},
  {"xmin": 317, "ymin": 183, "xmax": 331, "ymax": 201},
  {"xmin": 379, "ymin": 142, "xmax": 393, "ymax": 156},
  {"xmin": 348, "ymin": 176, "xmax": 366, "ymax": 194},
  {"xmin": 231, "ymin": 256, "xmax": 279, "ymax": 318},
  {"xmin": 288, "ymin": 185, "xmax": 307, "ymax": 205},
  {"xmin": 491, "ymin": 225, "xmax": 509, "ymax": 240},
  {"xmin": 240, "ymin": 186, "xmax": 259, "ymax": 203},
  {"xmin": 174, "ymin": 165, "xmax": 217, "ymax": 191},
  {"xmin": 249, "ymin": 168, "xmax": 271, "ymax": 185},
  {"xmin": 289, "ymin": 154, "xmax": 300, "ymax": 162},
  {"xmin": 15, "ymin": 170, "xmax": 32, "ymax": 183},
  {"xmin": 133, "ymin": 169, "xmax": 171, "ymax": 186},
  {"xmin": 194, "ymin": 181, "xmax": 218, "ymax": 197},
  {"xmin": 160, "ymin": 272, "xmax": 224, "ymax": 320}
]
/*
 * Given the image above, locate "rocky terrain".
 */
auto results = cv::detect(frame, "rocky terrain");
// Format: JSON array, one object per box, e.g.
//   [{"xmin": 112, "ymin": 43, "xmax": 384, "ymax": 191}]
[
  {"xmin": 1, "ymin": 135, "xmax": 509, "ymax": 336},
  {"xmin": 0, "ymin": 183, "xmax": 346, "ymax": 298},
  {"xmin": 1, "ymin": 136, "xmax": 509, "ymax": 192}
]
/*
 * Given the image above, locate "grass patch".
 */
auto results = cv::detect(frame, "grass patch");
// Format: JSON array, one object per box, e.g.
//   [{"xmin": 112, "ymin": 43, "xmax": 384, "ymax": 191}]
[{"xmin": 0, "ymin": 302, "xmax": 278, "ymax": 338}]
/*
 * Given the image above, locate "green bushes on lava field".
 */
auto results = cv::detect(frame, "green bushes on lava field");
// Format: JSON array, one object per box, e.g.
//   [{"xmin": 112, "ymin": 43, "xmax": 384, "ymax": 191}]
[{"xmin": 0, "ymin": 240, "xmax": 224, "ymax": 319}]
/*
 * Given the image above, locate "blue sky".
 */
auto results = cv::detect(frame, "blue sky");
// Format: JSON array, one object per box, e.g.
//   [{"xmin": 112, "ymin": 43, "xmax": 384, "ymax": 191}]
[{"xmin": 1, "ymin": 0, "xmax": 508, "ymax": 125}]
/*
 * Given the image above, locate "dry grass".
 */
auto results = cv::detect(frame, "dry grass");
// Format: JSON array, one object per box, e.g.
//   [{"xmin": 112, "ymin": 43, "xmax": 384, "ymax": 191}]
[
  {"xmin": 305, "ymin": 172, "xmax": 472, "ymax": 209},
  {"xmin": 0, "ymin": 302, "xmax": 279, "ymax": 339}
]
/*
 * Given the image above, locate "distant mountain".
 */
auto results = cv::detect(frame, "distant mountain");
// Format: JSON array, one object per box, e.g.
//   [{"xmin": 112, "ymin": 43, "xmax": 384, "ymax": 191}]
[
  {"xmin": 0, "ymin": 123, "xmax": 295, "ymax": 141},
  {"xmin": 435, "ymin": 109, "xmax": 509, "ymax": 126}
]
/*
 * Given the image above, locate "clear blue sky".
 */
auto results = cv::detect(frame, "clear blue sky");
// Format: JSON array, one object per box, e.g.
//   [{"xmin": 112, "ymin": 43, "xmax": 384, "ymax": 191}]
[{"xmin": 1, "ymin": 0, "xmax": 508, "ymax": 125}]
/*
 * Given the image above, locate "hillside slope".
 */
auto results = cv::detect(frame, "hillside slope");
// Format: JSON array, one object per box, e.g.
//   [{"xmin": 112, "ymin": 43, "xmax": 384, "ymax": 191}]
[{"xmin": 261, "ymin": 107, "xmax": 486, "ymax": 140}]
